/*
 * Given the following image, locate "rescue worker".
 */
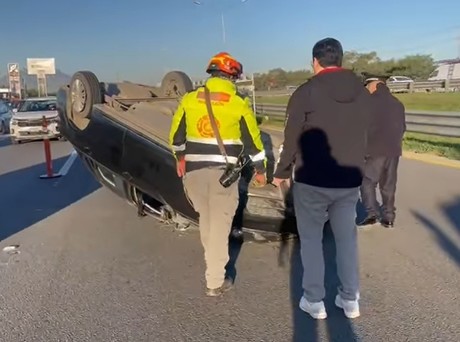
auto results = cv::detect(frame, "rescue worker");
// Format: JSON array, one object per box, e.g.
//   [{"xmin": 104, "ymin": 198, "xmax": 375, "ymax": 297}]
[
  {"xmin": 169, "ymin": 52, "xmax": 267, "ymax": 297},
  {"xmin": 358, "ymin": 79, "xmax": 406, "ymax": 228}
]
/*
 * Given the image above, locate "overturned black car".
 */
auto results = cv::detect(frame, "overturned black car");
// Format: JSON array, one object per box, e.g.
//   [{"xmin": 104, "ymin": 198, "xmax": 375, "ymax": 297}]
[{"xmin": 56, "ymin": 70, "xmax": 297, "ymax": 242}]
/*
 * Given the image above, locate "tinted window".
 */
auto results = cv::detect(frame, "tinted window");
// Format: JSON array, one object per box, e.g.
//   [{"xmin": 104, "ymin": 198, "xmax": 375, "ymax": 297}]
[{"xmin": 18, "ymin": 99, "xmax": 57, "ymax": 112}]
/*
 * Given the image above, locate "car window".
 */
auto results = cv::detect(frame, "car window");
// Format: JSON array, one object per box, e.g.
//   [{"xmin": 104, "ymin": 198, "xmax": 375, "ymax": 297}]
[{"xmin": 17, "ymin": 99, "xmax": 57, "ymax": 112}]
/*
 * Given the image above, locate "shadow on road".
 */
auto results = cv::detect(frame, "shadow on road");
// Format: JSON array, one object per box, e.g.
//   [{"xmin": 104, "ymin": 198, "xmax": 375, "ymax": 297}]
[
  {"xmin": 225, "ymin": 238, "xmax": 243, "ymax": 283},
  {"xmin": 412, "ymin": 196, "xmax": 460, "ymax": 267},
  {"xmin": 0, "ymin": 135, "xmax": 12, "ymax": 148},
  {"xmin": 279, "ymin": 224, "xmax": 359, "ymax": 342},
  {"xmin": 355, "ymin": 199, "xmax": 367, "ymax": 223},
  {"xmin": 275, "ymin": 128, "xmax": 362, "ymax": 341},
  {"xmin": 0, "ymin": 155, "xmax": 101, "ymax": 242}
]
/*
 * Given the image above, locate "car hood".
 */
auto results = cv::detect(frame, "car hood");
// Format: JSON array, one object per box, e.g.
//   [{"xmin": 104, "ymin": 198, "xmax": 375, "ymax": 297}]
[{"xmin": 12, "ymin": 110, "xmax": 58, "ymax": 120}]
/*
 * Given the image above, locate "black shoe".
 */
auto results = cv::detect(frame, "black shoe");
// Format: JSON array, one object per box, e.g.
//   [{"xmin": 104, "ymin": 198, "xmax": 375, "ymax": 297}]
[
  {"xmin": 381, "ymin": 220, "xmax": 394, "ymax": 228},
  {"xmin": 358, "ymin": 216, "xmax": 379, "ymax": 227},
  {"xmin": 205, "ymin": 278, "xmax": 234, "ymax": 297}
]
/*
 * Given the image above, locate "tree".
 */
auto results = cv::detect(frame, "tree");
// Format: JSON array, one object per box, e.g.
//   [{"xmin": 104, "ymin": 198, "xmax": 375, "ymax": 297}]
[
  {"xmin": 254, "ymin": 51, "xmax": 436, "ymax": 90},
  {"xmin": 388, "ymin": 55, "xmax": 436, "ymax": 80}
]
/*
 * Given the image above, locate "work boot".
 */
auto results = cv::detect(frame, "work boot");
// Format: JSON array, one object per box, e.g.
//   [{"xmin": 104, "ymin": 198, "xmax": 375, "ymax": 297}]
[
  {"xmin": 381, "ymin": 219, "xmax": 394, "ymax": 228},
  {"xmin": 205, "ymin": 278, "xmax": 234, "ymax": 297},
  {"xmin": 358, "ymin": 216, "xmax": 379, "ymax": 227}
]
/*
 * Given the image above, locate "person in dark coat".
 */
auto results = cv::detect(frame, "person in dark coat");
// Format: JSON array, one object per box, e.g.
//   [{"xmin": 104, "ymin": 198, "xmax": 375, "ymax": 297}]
[
  {"xmin": 272, "ymin": 37, "xmax": 372, "ymax": 320},
  {"xmin": 358, "ymin": 80, "xmax": 406, "ymax": 228}
]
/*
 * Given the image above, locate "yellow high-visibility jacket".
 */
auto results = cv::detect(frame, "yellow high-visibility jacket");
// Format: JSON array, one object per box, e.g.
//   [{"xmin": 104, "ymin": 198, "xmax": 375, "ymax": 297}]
[{"xmin": 169, "ymin": 76, "xmax": 266, "ymax": 173}]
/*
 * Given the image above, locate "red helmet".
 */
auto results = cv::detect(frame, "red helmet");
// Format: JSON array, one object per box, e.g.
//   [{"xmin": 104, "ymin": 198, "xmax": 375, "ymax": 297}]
[{"xmin": 206, "ymin": 52, "xmax": 243, "ymax": 78}]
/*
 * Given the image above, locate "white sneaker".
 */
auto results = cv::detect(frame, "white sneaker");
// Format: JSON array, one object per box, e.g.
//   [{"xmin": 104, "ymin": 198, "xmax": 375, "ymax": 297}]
[
  {"xmin": 335, "ymin": 294, "xmax": 360, "ymax": 319},
  {"xmin": 299, "ymin": 296, "xmax": 327, "ymax": 319}
]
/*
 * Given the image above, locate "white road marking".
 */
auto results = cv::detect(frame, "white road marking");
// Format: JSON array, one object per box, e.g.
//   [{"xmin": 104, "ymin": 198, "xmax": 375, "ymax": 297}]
[{"xmin": 58, "ymin": 149, "xmax": 78, "ymax": 176}]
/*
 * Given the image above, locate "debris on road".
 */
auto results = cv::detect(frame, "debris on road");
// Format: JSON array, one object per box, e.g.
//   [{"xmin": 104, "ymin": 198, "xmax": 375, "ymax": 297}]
[
  {"xmin": 3, "ymin": 245, "xmax": 20, "ymax": 253},
  {"xmin": 1, "ymin": 244, "xmax": 21, "ymax": 266}
]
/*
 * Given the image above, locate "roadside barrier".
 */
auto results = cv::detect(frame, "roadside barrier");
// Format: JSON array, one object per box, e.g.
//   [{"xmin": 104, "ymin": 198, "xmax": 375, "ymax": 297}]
[
  {"xmin": 255, "ymin": 103, "xmax": 460, "ymax": 138},
  {"xmin": 39, "ymin": 115, "xmax": 62, "ymax": 179}
]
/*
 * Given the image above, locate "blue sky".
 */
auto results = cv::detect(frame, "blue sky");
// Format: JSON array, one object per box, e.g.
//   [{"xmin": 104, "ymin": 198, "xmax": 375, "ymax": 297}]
[{"xmin": 2, "ymin": 0, "xmax": 459, "ymax": 84}]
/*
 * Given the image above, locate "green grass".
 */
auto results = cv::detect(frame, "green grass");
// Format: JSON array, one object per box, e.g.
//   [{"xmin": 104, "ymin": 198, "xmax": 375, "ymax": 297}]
[
  {"xmin": 256, "ymin": 92, "xmax": 460, "ymax": 112},
  {"xmin": 402, "ymin": 132, "xmax": 460, "ymax": 160},
  {"xmin": 258, "ymin": 117, "xmax": 460, "ymax": 161}
]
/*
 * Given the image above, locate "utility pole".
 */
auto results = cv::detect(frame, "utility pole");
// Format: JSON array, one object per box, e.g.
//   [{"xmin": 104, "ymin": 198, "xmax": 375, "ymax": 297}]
[
  {"xmin": 193, "ymin": 0, "xmax": 248, "ymax": 46},
  {"xmin": 221, "ymin": 12, "xmax": 226, "ymax": 45}
]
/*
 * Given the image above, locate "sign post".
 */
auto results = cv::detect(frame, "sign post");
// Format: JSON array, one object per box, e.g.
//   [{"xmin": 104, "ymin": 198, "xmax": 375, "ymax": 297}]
[
  {"xmin": 7, "ymin": 63, "xmax": 21, "ymax": 99},
  {"xmin": 26, "ymin": 58, "xmax": 56, "ymax": 97}
]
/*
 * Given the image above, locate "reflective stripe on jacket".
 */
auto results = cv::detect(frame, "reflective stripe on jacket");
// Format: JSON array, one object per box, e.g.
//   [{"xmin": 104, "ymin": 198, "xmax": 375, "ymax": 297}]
[{"xmin": 169, "ymin": 76, "xmax": 266, "ymax": 172}]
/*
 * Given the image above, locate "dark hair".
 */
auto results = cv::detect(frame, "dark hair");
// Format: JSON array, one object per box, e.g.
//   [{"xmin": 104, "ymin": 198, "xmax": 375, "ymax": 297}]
[{"xmin": 312, "ymin": 37, "xmax": 343, "ymax": 67}]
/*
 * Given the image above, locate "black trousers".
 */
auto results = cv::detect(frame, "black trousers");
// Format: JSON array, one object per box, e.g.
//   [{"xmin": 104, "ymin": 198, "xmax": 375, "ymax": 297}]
[{"xmin": 360, "ymin": 156, "xmax": 400, "ymax": 221}]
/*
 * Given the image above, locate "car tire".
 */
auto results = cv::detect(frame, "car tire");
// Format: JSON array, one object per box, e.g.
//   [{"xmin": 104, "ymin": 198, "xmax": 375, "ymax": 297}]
[
  {"xmin": 0, "ymin": 122, "xmax": 6, "ymax": 134},
  {"xmin": 160, "ymin": 71, "xmax": 194, "ymax": 98},
  {"xmin": 69, "ymin": 71, "xmax": 103, "ymax": 131}
]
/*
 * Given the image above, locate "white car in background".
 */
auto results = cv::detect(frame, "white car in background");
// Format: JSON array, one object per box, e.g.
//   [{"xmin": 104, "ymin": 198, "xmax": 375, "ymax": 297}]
[
  {"xmin": 386, "ymin": 76, "xmax": 414, "ymax": 84},
  {"xmin": 9, "ymin": 97, "xmax": 62, "ymax": 144}
]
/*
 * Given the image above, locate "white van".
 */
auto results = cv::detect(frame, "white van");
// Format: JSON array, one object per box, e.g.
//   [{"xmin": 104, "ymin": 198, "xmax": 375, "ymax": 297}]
[{"xmin": 428, "ymin": 62, "xmax": 460, "ymax": 81}]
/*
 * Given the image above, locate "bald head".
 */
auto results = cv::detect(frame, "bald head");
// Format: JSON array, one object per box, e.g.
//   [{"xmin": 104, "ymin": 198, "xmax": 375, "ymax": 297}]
[{"xmin": 366, "ymin": 80, "xmax": 385, "ymax": 94}]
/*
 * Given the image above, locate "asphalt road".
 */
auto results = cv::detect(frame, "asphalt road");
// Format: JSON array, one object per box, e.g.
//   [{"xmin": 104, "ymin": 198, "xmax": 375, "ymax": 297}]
[{"xmin": 0, "ymin": 136, "xmax": 459, "ymax": 342}]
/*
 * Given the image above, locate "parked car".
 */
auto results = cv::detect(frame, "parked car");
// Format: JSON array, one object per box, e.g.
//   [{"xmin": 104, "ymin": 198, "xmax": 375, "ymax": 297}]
[
  {"xmin": 0, "ymin": 100, "xmax": 14, "ymax": 134},
  {"xmin": 56, "ymin": 70, "xmax": 297, "ymax": 242},
  {"xmin": 9, "ymin": 97, "xmax": 62, "ymax": 144}
]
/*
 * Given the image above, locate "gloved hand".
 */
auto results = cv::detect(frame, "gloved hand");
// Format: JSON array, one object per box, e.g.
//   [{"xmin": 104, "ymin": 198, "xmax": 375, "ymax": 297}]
[
  {"xmin": 252, "ymin": 171, "xmax": 267, "ymax": 187},
  {"xmin": 176, "ymin": 157, "xmax": 186, "ymax": 177}
]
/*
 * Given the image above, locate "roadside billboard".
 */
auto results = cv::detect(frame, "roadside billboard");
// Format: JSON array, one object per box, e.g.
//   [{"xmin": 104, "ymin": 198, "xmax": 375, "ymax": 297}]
[
  {"xmin": 26, "ymin": 58, "xmax": 56, "ymax": 75},
  {"xmin": 7, "ymin": 63, "xmax": 21, "ymax": 98}
]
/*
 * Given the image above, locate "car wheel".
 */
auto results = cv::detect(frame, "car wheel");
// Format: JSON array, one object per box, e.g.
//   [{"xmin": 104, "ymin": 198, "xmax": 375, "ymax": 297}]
[
  {"xmin": 69, "ymin": 71, "xmax": 103, "ymax": 131},
  {"xmin": 0, "ymin": 122, "xmax": 5, "ymax": 134},
  {"xmin": 160, "ymin": 71, "xmax": 194, "ymax": 98},
  {"xmin": 10, "ymin": 138, "xmax": 19, "ymax": 144}
]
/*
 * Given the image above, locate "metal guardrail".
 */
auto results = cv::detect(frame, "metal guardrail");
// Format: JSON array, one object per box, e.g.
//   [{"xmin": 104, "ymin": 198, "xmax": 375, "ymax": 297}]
[
  {"xmin": 386, "ymin": 78, "xmax": 460, "ymax": 93},
  {"xmin": 255, "ymin": 103, "xmax": 460, "ymax": 138},
  {"xmin": 255, "ymin": 79, "xmax": 460, "ymax": 96}
]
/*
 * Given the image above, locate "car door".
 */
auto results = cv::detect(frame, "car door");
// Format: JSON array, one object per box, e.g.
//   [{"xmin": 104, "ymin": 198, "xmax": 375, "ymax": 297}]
[
  {"xmin": 78, "ymin": 108, "xmax": 128, "ymax": 174},
  {"xmin": 122, "ymin": 131, "xmax": 197, "ymax": 219}
]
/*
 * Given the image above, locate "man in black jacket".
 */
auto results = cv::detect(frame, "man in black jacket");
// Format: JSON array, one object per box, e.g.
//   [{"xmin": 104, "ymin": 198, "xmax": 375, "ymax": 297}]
[
  {"xmin": 358, "ymin": 80, "xmax": 406, "ymax": 228},
  {"xmin": 273, "ymin": 37, "xmax": 371, "ymax": 320}
]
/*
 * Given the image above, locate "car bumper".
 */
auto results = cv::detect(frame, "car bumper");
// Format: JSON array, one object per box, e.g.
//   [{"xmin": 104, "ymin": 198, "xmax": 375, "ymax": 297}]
[{"xmin": 10, "ymin": 122, "xmax": 60, "ymax": 140}]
